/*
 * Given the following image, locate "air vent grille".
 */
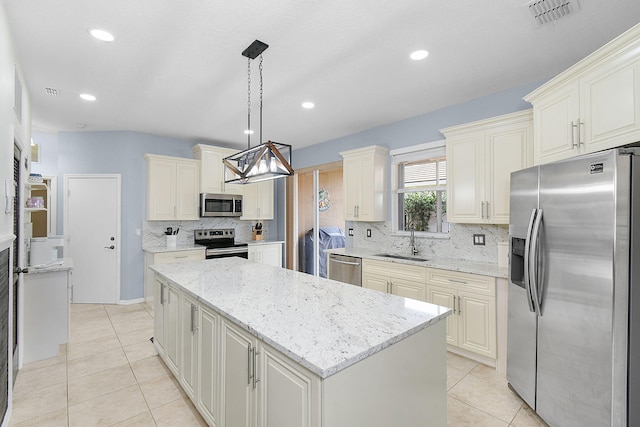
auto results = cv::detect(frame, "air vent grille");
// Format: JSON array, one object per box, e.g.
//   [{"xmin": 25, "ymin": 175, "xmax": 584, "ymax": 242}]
[
  {"xmin": 45, "ymin": 87, "xmax": 59, "ymax": 96},
  {"xmin": 528, "ymin": 0, "xmax": 579, "ymax": 25}
]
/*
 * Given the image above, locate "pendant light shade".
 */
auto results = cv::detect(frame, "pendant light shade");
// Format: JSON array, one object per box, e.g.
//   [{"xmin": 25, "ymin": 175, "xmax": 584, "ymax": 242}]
[{"xmin": 224, "ymin": 40, "xmax": 294, "ymax": 184}]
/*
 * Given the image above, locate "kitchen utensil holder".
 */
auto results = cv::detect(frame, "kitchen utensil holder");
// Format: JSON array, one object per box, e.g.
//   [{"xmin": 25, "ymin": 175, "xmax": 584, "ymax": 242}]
[
  {"xmin": 166, "ymin": 235, "xmax": 177, "ymax": 248},
  {"xmin": 252, "ymin": 230, "xmax": 263, "ymax": 241}
]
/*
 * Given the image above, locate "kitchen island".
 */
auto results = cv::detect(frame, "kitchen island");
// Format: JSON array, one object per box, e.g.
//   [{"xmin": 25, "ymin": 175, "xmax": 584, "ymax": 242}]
[{"xmin": 150, "ymin": 257, "xmax": 450, "ymax": 427}]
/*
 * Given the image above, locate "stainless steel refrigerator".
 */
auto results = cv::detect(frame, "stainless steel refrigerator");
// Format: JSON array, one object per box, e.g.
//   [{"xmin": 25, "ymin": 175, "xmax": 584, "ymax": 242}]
[{"xmin": 507, "ymin": 147, "xmax": 640, "ymax": 427}]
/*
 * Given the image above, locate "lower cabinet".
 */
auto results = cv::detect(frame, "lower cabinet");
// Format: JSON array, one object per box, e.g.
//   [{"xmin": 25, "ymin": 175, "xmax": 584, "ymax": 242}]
[
  {"xmin": 180, "ymin": 292, "xmax": 199, "ymax": 400},
  {"xmin": 247, "ymin": 243, "xmax": 283, "ymax": 268},
  {"xmin": 164, "ymin": 283, "xmax": 181, "ymax": 375},
  {"xmin": 144, "ymin": 248, "xmax": 205, "ymax": 304},
  {"xmin": 197, "ymin": 304, "xmax": 220, "ymax": 426},
  {"xmin": 426, "ymin": 269, "xmax": 496, "ymax": 359},
  {"xmin": 362, "ymin": 259, "xmax": 427, "ymax": 301}
]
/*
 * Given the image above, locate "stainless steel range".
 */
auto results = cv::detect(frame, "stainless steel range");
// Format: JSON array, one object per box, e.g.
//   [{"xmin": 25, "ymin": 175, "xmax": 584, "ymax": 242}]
[{"xmin": 194, "ymin": 228, "xmax": 248, "ymax": 259}]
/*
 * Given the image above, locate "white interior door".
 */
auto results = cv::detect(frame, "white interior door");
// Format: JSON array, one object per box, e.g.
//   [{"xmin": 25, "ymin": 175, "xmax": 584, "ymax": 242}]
[{"xmin": 64, "ymin": 175, "xmax": 121, "ymax": 303}]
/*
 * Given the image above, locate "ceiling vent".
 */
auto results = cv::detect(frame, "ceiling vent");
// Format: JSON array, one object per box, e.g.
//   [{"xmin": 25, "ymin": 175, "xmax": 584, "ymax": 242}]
[
  {"xmin": 527, "ymin": 0, "xmax": 580, "ymax": 25},
  {"xmin": 45, "ymin": 87, "xmax": 59, "ymax": 96}
]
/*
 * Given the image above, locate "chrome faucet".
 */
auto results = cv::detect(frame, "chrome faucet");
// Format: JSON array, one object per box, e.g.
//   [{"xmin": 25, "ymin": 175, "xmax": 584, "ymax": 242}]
[{"xmin": 409, "ymin": 226, "xmax": 419, "ymax": 256}]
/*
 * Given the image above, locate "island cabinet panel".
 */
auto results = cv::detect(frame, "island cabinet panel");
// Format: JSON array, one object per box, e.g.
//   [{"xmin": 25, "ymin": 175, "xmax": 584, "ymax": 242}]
[
  {"xmin": 180, "ymin": 292, "xmax": 199, "ymax": 400},
  {"xmin": 152, "ymin": 277, "xmax": 166, "ymax": 357},
  {"xmin": 221, "ymin": 320, "xmax": 256, "ymax": 427},
  {"xmin": 164, "ymin": 284, "xmax": 181, "ymax": 375},
  {"xmin": 197, "ymin": 304, "xmax": 220, "ymax": 427}
]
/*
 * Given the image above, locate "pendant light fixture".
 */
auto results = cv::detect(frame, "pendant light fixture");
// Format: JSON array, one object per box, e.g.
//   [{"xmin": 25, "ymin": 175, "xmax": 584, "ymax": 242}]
[{"xmin": 224, "ymin": 40, "xmax": 294, "ymax": 184}]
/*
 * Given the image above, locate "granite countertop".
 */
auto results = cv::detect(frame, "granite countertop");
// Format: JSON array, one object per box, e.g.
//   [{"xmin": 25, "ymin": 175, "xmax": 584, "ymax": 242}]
[
  {"xmin": 325, "ymin": 247, "xmax": 508, "ymax": 279},
  {"xmin": 243, "ymin": 240, "xmax": 285, "ymax": 246},
  {"xmin": 150, "ymin": 257, "xmax": 450, "ymax": 379},
  {"xmin": 25, "ymin": 257, "xmax": 73, "ymax": 274},
  {"xmin": 143, "ymin": 245, "xmax": 206, "ymax": 254}
]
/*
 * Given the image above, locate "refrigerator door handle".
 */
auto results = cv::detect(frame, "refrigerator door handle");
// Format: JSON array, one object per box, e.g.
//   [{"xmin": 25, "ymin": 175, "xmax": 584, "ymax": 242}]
[
  {"xmin": 529, "ymin": 208, "xmax": 544, "ymax": 316},
  {"xmin": 523, "ymin": 209, "xmax": 537, "ymax": 313}
]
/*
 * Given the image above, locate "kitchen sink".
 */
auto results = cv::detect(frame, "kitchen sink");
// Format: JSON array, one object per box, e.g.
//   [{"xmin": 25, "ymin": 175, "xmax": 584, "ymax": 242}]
[{"xmin": 375, "ymin": 253, "xmax": 429, "ymax": 262}]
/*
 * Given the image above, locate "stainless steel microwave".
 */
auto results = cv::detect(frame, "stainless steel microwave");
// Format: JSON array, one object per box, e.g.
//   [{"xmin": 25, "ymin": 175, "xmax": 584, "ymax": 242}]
[{"xmin": 200, "ymin": 193, "xmax": 242, "ymax": 217}]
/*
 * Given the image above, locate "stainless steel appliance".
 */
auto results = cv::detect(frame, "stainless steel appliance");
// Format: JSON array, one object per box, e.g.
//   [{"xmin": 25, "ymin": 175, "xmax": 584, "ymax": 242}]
[
  {"xmin": 194, "ymin": 228, "xmax": 248, "ymax": 259},
  {"xmin": 328, "ymin": 254, "xmax": 362, "ymax": 286},
  {"xmin": 200, "ymin": 193, "xmax": 242, "ymax": 217},
  {"xmin": 508, "ymin": 147, "xmax": 639, "ymax": 426}
]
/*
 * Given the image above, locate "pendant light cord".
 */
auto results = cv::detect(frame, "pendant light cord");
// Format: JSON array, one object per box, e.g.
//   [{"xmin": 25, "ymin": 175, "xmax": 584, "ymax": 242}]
[
  {"xmin": 259, "ymin": 54, "xmax": 264, "ymax": 146},
  {"xmin": 247, "ymin": 57, "xmax": 251, "ymax": 150}
]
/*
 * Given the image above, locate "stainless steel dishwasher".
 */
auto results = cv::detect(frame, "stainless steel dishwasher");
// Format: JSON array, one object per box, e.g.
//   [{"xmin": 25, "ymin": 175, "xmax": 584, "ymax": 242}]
[{"xmin": 328, "ymin": 254, "xmax": 362, "ymax": 286}]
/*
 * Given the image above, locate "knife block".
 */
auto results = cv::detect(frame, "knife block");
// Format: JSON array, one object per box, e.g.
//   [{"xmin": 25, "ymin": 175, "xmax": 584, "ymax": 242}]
[{"xmin": 252, "ymin": 230, "xmax": 263, "ymax": 241}]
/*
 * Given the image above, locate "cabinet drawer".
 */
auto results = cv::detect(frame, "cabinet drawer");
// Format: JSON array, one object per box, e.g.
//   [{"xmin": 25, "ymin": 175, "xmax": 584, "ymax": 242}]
[
  {"xmin": 155, "ymin": 250, "xmax": 205, "ymax": 264},
  {"xmin": 363, "ymin": 259, "xmax": 427, "ymax": 282},
  {"xmin": 427, "ymin": 269, "xmax": 495, "ymax": 296}
]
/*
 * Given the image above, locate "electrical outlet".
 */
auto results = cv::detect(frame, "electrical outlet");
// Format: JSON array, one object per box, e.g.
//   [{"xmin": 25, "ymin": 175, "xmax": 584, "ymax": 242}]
[
  {"xmin": 473, "ymin": 234, "xmax": 485, "ymax": 245},
  {"xmin": 348, "ymin": 228, "xmax": 354, "ymax": 236},
  {"xmin": 367, "ymin": 229, "xmax": 372, "ymax": 238}
]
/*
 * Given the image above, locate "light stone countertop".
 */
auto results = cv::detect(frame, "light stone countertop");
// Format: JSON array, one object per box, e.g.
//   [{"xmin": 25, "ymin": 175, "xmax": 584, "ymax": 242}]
[
  {"xmin": 325, "ymin": 247, "xmax": 508, "ymax": 279},
  {"xmin": 25, "ymin": 257, "xmax": 73, "ymax": 274},
  {"xmin": 150, "ymin": 257, "xmax": 450, "ymax": 379},
  {"xmin": 143, "ymin": 245, "xmax": 206, "ymax": 254},
  {"xmin": 243, "ymin": 240, "xmax": 285, "ymax": 246}
]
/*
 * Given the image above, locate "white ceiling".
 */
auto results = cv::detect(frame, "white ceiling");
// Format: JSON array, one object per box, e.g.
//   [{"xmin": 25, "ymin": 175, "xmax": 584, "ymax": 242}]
[{"xmin": 4, "ymin": 0, "xmax": 640, "ymax": 150}]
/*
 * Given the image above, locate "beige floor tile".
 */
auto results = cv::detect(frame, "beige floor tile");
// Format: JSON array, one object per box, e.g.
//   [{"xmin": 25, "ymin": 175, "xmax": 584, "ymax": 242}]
[
  {"xmin": 447, "ymin": 396, "xmax": 509, "ymax": 427},
  {"xmin": 510, "ymin": 404, "xmax": 550, "ymax": 427},
  {"xmin": 69, "ymin": 314, "xmax": 113, "ymax": 333},
  {"xmin": 70, "ymin": 303, "xmax": 104, "ymax": 313},
  {"xmin": 151, "ymin": 397, "xmax": 207, "ymax": 427},
  {"xmin": 67, "ymin": 347, "xmax": 128, "ymax": 380},
  {"xmin": 107, "ymin": 308, "xmax": 152, "ymax": 325},
  {"xmin": 139, "ymin": 374, "xmax": 186, "ymax": 409},
  {"xmin": 116, "ymin": 325, "xmax": 154, "ymax": 348},
  {"xmin": 10, "ymin": 382, "xmax": 67, "ymax": 425},
  {"xmin": 446, "ymin": 351, "xmax": 479, "ymax": 373},
  {"xmin": 104, "ymin": 303, "xmax": 147, "ymax": 315},
  {"xmin": 123, "ymin": 341, "xmax": 158, "ymax": 364},
  {"xmin": 70, "ymin": 307, "xmax": 109, "ymax": 322},
  {"xmin": 109, "ymin": 411, "xmax": 157, "ymax": 427},
  {"xmin": 13, "ymin": 362, "xmax": 66, "ymax": 397},
  {"xmin": 70, "ymin": 323, "xmax": 117, "ymax": 344},
  {"xmin": 130, "ymin": 356, "xmax": 173, "ymax": 384},
  {"xmin": 447, "ymin": 364, "xmax": 468, "ymax": 391},
  {"xmin": 19, "ymin": 353, "xmax": 66, "ymax": 373},
  {"xmin": 448, "ymin": 373, "xmax": 523, "ymax": 423},
  {"xmin": 112, "ymin": 317, "xmax": 153, "ymax": 336},
  {"xmin": 68, "ymin": 364, "xmax": 137, "ymax": 406},
  {"xmin": 10, "ymin": 407, "xmax": 68, "ymax": 427},
  {"xmin": 68, "ymin": 385, "xmax": 148, "ymax": 427},
  {"xmin": 66, "ymin": 335, "xmax": 122, "ymax": 361}
]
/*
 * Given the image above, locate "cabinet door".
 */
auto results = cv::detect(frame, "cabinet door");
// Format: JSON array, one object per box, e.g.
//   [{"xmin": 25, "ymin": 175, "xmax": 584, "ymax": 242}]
[
  {"xmin": 222, "ymin": 321, "xmax": 255, "ymax": 427},
  {"xmin": 342, "ymin": 155, "xmax": 361, "ymax": 220},
  {"xmin": 446, "ymin": 132, "xmax": 485, "ymax": 223},
  {"xmin": 257, "ymin": 345, "xmax": 320, "ymax": 427},
  {"xmin": 362, "ymin": 274, "xmax": 388, "ymax": 293},
  {"xmin": 485, "ymin": 123, "xmax": 532, "ymax": 224},
  {"xmin": 153, "ymin": 278, "xmax": 166, "ymax": 355},
  {"xmin": 533, "ymin": 83, "xmax": 580, "ymax": 165},
  {"xmin": 147, "ymin": 158, "xmax": 177, "ymax": 220},
  {"xmin": 582, "ymin": 59, "xmax": 640, "ymax": 153},
  {"xmin": 175, "ymin": 161, "xmax": 200, "ymax": 220},
  {"xmin": 258, "ymin": 244, "xmax": 282, "ymax": 268},
  {"xmin": 164, "ymin": 284, "xmax": 181, "ymax": 375},
  {"xmin": 180, "ymin": 293, "xmax": 198, "ymax": 400},
  {"xmin": 198, "ymin": 305, "xmax": 220, "ymax": 427},
  {"xmin": 240, "ymin": 181, "xmax": 274, "ymax": 220},
  {"xmin": 458, "ymin": 292, "xmax": 496, "ymax": 358},
  {"xmin": 426, "ymin": 285, "xmax": 457, "ymax": 346},
  {"xmin": 390, "ymin": 278, "xmax": 425, "ymax": 302}
]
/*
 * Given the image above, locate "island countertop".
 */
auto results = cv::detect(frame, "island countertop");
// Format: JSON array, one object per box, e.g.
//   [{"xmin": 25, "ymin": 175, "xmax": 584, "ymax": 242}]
[{"xmin": 150, "ymin": 257, "xmax": 450, "ymax": 378}]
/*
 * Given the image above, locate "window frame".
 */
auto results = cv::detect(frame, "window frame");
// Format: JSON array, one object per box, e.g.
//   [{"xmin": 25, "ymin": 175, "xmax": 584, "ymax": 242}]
[{"xmin": 390, "ymin": 140, "xmax": 449, "ymax": 238}]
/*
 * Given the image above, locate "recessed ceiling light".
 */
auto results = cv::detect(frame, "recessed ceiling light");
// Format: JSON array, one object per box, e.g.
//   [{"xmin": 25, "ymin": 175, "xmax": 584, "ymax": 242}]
[
  {"xmin": 244, "ymin": 129, "xmax": 254, "ymax": 135},
  {"xmin": 410, "ymin": 50, "xmax": 429, "ymax": 61},
  {"xmin": 45, "ymin": 87, "xmax": 59, "ymax": 96},
  {"xmin": 302, "ymin": 101, "xmax": 315, "ymax": 109},
  {"xmin": 80, "ymin": 93, "xmax": 96, "ymax": 101},
  {"xmin": 89, "ymin": 29, "xmax": 115, "ymax": 42}
]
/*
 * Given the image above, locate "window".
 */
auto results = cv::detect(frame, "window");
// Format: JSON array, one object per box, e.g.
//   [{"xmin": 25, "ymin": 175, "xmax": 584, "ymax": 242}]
[{"xmin": 392, "ymin": 141, "xmax": 448, "ymax": 234}]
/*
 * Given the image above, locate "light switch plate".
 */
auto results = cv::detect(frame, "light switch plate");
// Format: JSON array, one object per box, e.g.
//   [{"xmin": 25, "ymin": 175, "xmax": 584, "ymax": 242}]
[
  {"xmin": 348, "ymin": 228, "xmax": 354, "ymax": 236},
  {"xmin": 473, "ymin": 234, "xmax": 485, "ymax": 245}
]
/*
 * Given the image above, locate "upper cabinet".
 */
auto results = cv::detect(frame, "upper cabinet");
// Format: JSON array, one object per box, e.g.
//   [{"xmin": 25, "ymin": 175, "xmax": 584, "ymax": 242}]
[
  {"xmin": 145, "ymin": 154, "xmax": 200, "ymax": 221},
  {"xmin": 525, "ymin": 24, "xmax": 640, "ymax": 165},
  {"xmin": 240, "ymin": 180, "xmax": 274, "ymax": 220},
  {"xmin": 340, "ymin": 145, "xmax": 389, "ymax": 222},
  {"xmin": 442, "ymin": 110, "xmax": 533, "ymax": 224},
  {"xmin": 192, "ymin": 144, "xmax": 240, "ymax": 195}
]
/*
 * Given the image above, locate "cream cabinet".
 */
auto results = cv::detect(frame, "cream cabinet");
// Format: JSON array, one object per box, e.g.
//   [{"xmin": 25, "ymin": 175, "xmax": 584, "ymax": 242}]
[
  {"xmin": 525, "ymin": 24, "xmax": 640, "ymax": 165},
  {"xmin": 248, "ymin": 242, "xmax": 283, "ymax": 268},
  {"xmin": 164, "ymin": 283, "xmax": 181, "ymax": 375},
  {"xmin": 362, "ymin": 259, "xmax": 427, "ymax": 301},
  {"xmin": 153, "ymin": 277, "xmax": 166, "ymax": 356},
  {"xmin": 426, "ymin": 269, "xmax": 496, "ymax": 359},
  {"xmin": 442, "ymin": 110, "xmax": 532, "ymax": 224},
  {"xmin": 145, "ymin": 154, "xmax": 200, "ymax": 221},
  {"xmin": 240, "ymin": 180, "xmax": 274, "ymax": 220},
  {"xmin": 192, "ymin": 144, "xmax": 240, "ymax": 195},
  {"xmin": 221, "ymin": 319, "xmax": 256, "ymax": 426},
  {"xmin": 340, "ymin": 145, "xmax": 389, "ymax": 222},
  {"xmin": 197, "ymin": 304, "xmax": 220, "ymax": 427},
  {"xmin": 180, "ymin": 292, "xmax": 199, "ymax": 400},
  {"xmin": 144, "ymin": 248, "xmax": 205, "ymax": 304}
]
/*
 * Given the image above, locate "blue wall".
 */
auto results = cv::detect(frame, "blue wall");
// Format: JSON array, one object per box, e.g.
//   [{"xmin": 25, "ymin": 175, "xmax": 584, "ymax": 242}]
[{"xmin": 292, "ymin": 80, "xmax": 545, "ymax": 169}]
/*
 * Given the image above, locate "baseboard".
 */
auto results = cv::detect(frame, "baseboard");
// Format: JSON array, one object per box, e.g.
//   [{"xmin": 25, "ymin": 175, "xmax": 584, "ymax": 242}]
[{"xmin": 118, "ymin": 297, "xmax": 145, "ymax": 305}]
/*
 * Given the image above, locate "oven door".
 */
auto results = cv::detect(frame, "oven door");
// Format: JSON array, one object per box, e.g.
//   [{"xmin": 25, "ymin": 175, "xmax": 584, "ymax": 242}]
[
  {"xmin": 206, "ymin": 247, "xmax": 248, "ymax": 260},
  {"xmin": 200, "ymin": 193, "xmax": 242, "ymax": 217}
]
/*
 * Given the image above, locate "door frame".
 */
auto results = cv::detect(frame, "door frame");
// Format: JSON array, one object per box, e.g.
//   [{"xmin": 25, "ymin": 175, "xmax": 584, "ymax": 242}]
[{"xmin": 63, "ymin": 174, "xmax": 122, "ymax": 303}]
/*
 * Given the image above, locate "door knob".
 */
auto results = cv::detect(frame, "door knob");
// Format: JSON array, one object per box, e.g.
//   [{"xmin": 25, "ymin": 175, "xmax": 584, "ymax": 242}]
[{"xmin": 104, "ymin": 245, "xmax": 115, "ymax": 250}]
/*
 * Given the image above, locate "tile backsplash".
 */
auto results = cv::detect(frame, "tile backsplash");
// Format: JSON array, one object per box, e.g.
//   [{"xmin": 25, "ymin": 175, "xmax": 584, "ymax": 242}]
[{"xmin": 348, "ymin": 221, "xmax": 508, "ymax": 264}]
